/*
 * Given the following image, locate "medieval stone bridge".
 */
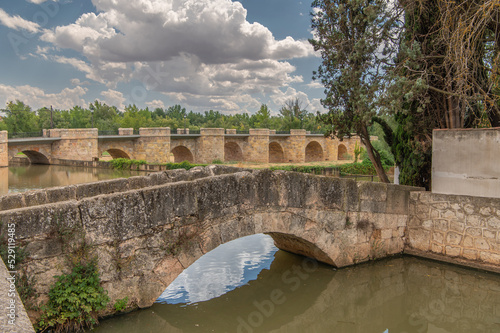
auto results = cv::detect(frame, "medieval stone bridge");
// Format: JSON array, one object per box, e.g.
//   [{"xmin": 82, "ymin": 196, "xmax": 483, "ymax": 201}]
[
  {"xmin": 0, "ymin": 165, "xmax": 419, "ymax": 318},
  {"xmin": 0, "ymin": 128, "xmax": 362, "ymax": 167}
]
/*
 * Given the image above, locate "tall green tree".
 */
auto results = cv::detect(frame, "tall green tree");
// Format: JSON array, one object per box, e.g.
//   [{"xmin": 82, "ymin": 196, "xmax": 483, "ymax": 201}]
[
  {"xmin": 310, "ymin": 0, "xmax": 399, "ymax": 183},
  {"xmin": 4, "ymin": 100, "xmax": 38, "ymax": 133}
]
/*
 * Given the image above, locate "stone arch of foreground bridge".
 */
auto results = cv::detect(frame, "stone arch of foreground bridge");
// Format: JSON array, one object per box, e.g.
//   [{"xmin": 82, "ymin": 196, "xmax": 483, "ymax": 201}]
[
  {"xmin": 224, "ymin": 142, "xmax": 244, "ymax": 162},
  {"xmin": 1, "ymin": 167, "xmax": 414, "ymax": 318},
  {"xmin": 305, "ymin": 141, "xmax": 324, "ymax": 162},
  {"xmin": 8, "ymin": 147, "xmax": 50, "ymax": 164},
  {"xmin": 171, "ymin": 145, "xmax": 194, "ymax": 163}
]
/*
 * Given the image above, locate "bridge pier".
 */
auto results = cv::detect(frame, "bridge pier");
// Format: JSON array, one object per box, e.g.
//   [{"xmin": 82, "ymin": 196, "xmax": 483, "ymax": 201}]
[
  {"xmin": 287, "ymin": 129, "xmax": 307, "ymax": 163},
  {"xmin": 0, "ymin": 131, "xmax": 7, "ymax": 167},
  {"xmin": 247, "ymin": 129, "xmax": 270, "ymax": 163},
  {"xmin": 198, "ymin": 128, "xmax": 225, "ymax": 163},
  {"xmin": 136, "ymin": 127, "xmax": 171, "ymax": 163},
  {"xmin": 49, "ymin": 128, "xmax": 99, "ymax": 162}
]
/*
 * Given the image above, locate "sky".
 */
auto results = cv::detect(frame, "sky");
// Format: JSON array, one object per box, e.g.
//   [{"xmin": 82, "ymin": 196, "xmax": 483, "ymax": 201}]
[{"xmin": 0, "ymin": 0, "xmax": 325, "ymax": 115}]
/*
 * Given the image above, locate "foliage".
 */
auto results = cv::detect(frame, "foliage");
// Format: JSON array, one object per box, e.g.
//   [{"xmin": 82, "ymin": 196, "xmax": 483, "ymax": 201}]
[
  {"xmin": 0, "ymin": 99, "xmax": 327, "ymax": 134},
  {"xmin": 37, "ymin": 260, "xmax": 109, "ymax": 333},
  {"xmin": 113, "ymin": 297, "xmax": 129, "ymax": 312},
  {"xmin": 108, "ymin": 158, "xmax": 147, "ymax": 170},
  {"xmin": 310, "ymin": 0, "xmax": 400, "ymax": 183},
  {"xmin": 353, "ymin": 142, "xmax": 364, "ymax": 163},
  {"xmin": 269, "ymin": 162, "xmax": 387, "ymax": 176},
  {"xmin": 360, "ymin": 141, "xmax": 394, "ymax": 169},
  {"xmin": 211, "ymin": 159, "xmax": 223, "ymax": 165}
]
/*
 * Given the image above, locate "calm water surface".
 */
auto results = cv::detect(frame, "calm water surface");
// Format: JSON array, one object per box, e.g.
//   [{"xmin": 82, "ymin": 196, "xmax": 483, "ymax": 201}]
[
  {"xmin": 90, "ymin": 234, "xmax": 500, "ymax": 333},
  {"xmin": 1, "ymin": 164, "xmax": 140, "ymax": 195}
]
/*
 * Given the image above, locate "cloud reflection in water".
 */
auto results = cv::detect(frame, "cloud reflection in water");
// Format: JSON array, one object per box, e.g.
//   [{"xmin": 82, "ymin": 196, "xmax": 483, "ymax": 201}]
[{"xmin": 156, "ymin": 234, "xmax": 278, "ymax": 304}]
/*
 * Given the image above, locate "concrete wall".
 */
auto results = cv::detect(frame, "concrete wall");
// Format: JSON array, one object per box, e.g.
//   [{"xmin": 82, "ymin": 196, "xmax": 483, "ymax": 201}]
[
  {"xmin": 432, "ymin": 128, "xmax": 500, "ymax": 198},
  {"xmin": 0, "ymin": 131, "xmax": 8, "ymax": 167},
  {"xmin": 407, "ymin": 191, "xmax": 500, "ymax": 270}
]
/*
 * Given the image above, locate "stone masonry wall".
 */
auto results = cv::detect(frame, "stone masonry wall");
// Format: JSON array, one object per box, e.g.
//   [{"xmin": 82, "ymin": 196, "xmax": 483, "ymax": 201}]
[
  {"xmin": 246, "ymin": 129, "xmax": 269, "ymax": 163},
  {"xmin": 135, "ymin": 127, "xmax": 171, "ymax": 163},
  {"xmin": 197, "ymin": 128, "xmax": 225, "ymax": 163},
  {"xmin": 50, "ymin": 129, "xmax": 99, "ymax": 161},
  {"xmin": 407, "ymin": 191, "xmax": 500, "ymax": 270},
  {"xmin": 0, "ymin": 131, "xmax": 7, "ymax": 167}
]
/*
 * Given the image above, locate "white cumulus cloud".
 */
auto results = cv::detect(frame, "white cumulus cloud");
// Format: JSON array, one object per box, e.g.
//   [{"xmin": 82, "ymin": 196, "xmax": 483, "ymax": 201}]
[
  {"xmin": 0, "ymin": 84, "xmax": 87, "ymax": 110},
  {"xmin": 0, "ymin": 8, "xmax": 40, "ymax": 33},
  {"xmin": 38, "ymin": 0, "xmax": 316, "ymax": 112}
]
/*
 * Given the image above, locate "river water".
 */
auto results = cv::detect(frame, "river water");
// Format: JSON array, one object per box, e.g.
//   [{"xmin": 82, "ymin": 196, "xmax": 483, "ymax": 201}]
[
  {"xmin": 90, "ymin": 234, "xmax": 500, "ymax": 333},
  {"xmin": 0, "ymin": 164, "xmax": 139, "ymax": 195}
]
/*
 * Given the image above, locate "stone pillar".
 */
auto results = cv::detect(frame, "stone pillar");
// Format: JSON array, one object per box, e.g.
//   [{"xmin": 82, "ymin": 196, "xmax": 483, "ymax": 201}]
[
  {"xmin": 247, "ymin": 129, "xmax": 270, "ymax": 163},
  {"xmin": 51, "ymin": 129, "xmax": 98, "ymax": 162},
  {"xmin": 119, "ymin": 128, "xmax": 134, "ymax": 135},
  {"xmin": 197, "ymin": 128, "xmax": 225, "ymax": 163},
  {"xmin": 287, "ymin": 129, "xmax": 306, "ymax": 163},
  {"xmin": 0, "ymin": 131, "xmax": 7, "ymax": 167},
  {"xmin": 136, "ymin": 127, "xmax": 171, "ymax": 163}
]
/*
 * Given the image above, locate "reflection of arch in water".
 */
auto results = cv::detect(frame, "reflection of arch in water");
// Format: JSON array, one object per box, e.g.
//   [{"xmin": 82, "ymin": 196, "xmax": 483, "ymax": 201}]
[
  {"xmin": 20, "ymin": 150, "xmax": 50, "ymax": 164},
  {"xmin": 337, "ymin": 144, "xmax": 348, "ymax": 160},
  {"xmin": 171, "ymin": 146, "xmax": 194, "ymax": 163},
  {"xmin": 103, "ymin": 148, "xmax": 131, "ymax": 160},
  {"xmin": 269, "ymin": 142, "xmax": 284, "ymax": 163},
  {"xmin": 224, "ymin": 142, "xmax": 244, "ymax": 162},
  {"xmin": 150, "ymin": 234, "xmax": 332, "ymax": 333},
  {"xmin": 305, "ymin": 141, "xmax": 324, "ymax": 162}
]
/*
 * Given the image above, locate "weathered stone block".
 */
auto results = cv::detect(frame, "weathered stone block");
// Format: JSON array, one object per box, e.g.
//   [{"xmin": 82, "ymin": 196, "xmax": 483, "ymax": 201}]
[
  {"xmin": 446, "ymin": 232, "xmax": 462, "ymax": 245},
  {"xmin": 445, "ymin": 245, "xmax": 461, "ymax": 257},
  {"xmin": 0, "ymin": 193, "xmax": 25, "ymax": 211}
]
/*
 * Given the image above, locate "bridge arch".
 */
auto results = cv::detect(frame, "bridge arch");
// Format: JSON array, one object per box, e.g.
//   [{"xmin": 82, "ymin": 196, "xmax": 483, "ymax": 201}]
[
  {"xmin": 305, "ymin": 141, "xmax": 324, "ymax": 162},
  {"xmin": 102, "ymin": 148, "xmax": 131, "ymax": 160},
  {"xmin": 11, "ymin": 149, "xmax": 50, "ymax": 164},
  {"xmin": 224, "ymin": 142, "xmax": 243, "ymax": 162},
  {"xmin": 338, "ymin": 144, "xmax": 348, "ymax": 160},
  {"xmin": 269, "ymin": 142, "xmax": 284, "ymax": 163},
  {"xmin": 171, "ymin": 145, "xmax": 194, "ymax": 163}
]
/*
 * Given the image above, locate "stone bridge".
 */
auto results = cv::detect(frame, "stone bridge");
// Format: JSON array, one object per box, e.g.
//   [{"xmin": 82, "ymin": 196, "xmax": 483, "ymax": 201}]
[
  {"xmin": 0, "ymin": 166, "xmax": 418, "ymax": 318},
  {"xmin": 1, "ymin": 165, "xmax": 500, "ymax": 326},
  {"xmin": 0, "ymin": 128, "xmax": 362, "ymax": 167}
]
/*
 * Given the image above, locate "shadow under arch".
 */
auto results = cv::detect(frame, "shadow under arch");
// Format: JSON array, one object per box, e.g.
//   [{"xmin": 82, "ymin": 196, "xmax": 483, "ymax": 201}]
[
  {"xmin": 105, "ymin": 148, "xmax": 131, "ymax": 160},
  {"xmin": 269, "ymin": 142, "xmax": 284, "ymax": 163},
  {"xmin": 338, "ymin": 144, "xmax": 348, "ymax": 160},
  {"xmin": 171, "ymin": 145, "xmax": 194, "ymax": 163},
  {"xmin": 224, "ymin": 142, "xmax": 244, "ymax": 162},
  {"xmin": 305, "ymin": 141, "xmax": 324, "ymax": 162},
  {"xmin": 19, "ymin": 150, "xmax": 50, "ymax": 164}
]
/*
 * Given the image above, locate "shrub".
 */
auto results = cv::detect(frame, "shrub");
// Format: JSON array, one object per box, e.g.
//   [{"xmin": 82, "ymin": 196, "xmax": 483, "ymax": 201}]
[
  {"xmin": 113, "ymin": 297, "xmax": 129, "ymax": 312},
  {"xmin": 109, "ymin": 158, "xmax": 147, "ymax": 170},
  {"xmin": 37, "ymin": 260, "xmax": 109, "ymax": 332}
]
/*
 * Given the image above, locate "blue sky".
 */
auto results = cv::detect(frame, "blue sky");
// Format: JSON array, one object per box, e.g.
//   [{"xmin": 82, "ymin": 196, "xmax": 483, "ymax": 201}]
[{"xmin": 0, "ymin": 0, "xmax": 324, "ymax": 114}]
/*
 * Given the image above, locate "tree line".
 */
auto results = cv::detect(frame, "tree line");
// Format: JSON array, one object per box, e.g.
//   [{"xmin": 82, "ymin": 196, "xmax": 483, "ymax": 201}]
[{"xmin": 0, "ymin": 99, "xmax": 327, "ymax": 134}]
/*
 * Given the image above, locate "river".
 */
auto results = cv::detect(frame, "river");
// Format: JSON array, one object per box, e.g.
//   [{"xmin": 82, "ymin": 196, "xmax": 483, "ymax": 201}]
[
  {"xmin": 90, "ymin": 234, "xmax": 500, "ymax": 333},
  {"xmin": 0, "ymin": 164, "xmax": 140, "ymax": 195}
]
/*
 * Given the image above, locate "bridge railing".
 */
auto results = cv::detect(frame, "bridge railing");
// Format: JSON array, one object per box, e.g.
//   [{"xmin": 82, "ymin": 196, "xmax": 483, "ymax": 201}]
[
  {"xmin": 98, "ymin": 130, "xmax": 119, "ymax": 136},
  {"xmin": 274, "ymin": 130, "xmax": 291, "ymax": 134},
  {"xmin": 7, "ymin": 131, "xmax": 44, "ymax": 139}
]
